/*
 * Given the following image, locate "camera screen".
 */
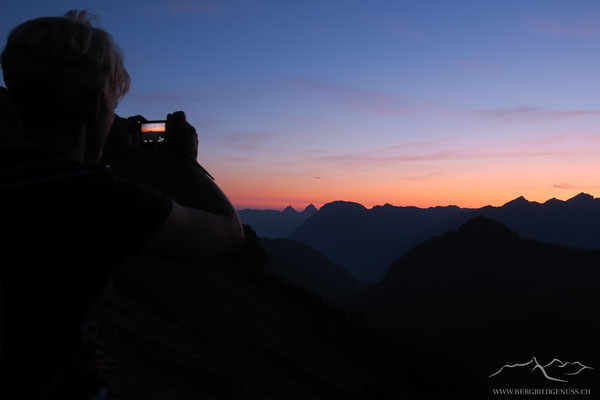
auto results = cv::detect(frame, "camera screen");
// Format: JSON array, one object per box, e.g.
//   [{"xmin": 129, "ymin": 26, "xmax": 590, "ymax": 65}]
[{"xmin": 140, "ymin": 121, "xmax": 166, "ymax": 143}]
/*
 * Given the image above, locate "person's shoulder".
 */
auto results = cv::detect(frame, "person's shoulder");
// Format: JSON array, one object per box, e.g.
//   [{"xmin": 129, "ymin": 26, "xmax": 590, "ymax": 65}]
[
  {"xmin": 0, "ymin": 143, "xmax": 88, "ymax": 188},
  {"xmin": 1, "ymin": 142, "xmax": 80, "ymax": 167},
  {"xmin": 91, "ymin": 165, "xmax": 173, "ymax": 219}
]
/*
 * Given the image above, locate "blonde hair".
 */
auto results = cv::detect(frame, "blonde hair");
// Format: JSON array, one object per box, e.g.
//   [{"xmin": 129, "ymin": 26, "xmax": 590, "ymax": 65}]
[{"xmin": 1, "ymin": 10, "xmax": 130, "ymax": 131}]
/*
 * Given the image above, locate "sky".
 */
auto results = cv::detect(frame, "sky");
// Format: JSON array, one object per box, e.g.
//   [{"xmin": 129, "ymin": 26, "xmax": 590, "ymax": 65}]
[{"xmin": 2, "ymin": 0, "xmax": 600, "ymax": 210}]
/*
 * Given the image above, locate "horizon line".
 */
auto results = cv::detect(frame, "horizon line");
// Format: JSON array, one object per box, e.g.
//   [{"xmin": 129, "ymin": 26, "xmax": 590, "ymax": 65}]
[{"xmin": 235, "ymin": 191, "xmax": 597, "ymax": 212}]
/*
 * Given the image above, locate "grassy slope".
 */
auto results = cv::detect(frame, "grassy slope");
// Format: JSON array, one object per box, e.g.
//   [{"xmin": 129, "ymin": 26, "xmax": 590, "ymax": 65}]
[
  {"xmin": 98, "ymin": 246, "xmax": 407, "ymax": 399},
  {"xmin": 259, "ymin": 238, "xmax": 365, "ymax": 307}
]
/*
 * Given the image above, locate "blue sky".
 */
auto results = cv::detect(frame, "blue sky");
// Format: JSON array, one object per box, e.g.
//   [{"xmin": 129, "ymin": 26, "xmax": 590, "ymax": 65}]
[{"xmin": 3, "ymin": 0, "xmax": 600, "ymax": 209}]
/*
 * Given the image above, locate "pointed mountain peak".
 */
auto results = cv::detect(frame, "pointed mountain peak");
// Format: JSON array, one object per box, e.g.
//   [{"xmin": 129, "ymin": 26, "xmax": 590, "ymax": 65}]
[
  {"xmin": 502, "ymin": 196, "xmax": 529, "ymax": 207},
  {"xmin": 567, "ymin": 192, "xmax": 594, "ymax": 203},
  {"xmin": 303, "ymin": 204, "xmax": 318, "ymax": 213},
  {"xmin": 282, "ymin": 205, "xmax": 297, "ymax": 213}
]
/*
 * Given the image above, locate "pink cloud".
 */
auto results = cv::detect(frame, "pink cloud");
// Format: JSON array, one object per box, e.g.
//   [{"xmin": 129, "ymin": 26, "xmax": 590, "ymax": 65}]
[
  {"xmin": 365, "ymin": 15, "xmax": 429, "ymax": 41},
  {"xmin": 317, "ymin": 147, "xmax": 570, "ymax": 166},
  {"xmin": 228, "ymin": 156, "xmax": 251, "ymax": 162},
  {"xmin": 532, "ymin": 133, "xmax": 572, "ymax": 145},
  {"xmin": 224, "ymin": 132, "xmax": 271, "ymax": 151},
  {"xmin": 477, "ymin": 106, "xmax": 600, "ymax": 123},
  {"xmin": 554, "ymin": 183, "xmax": 600, "ymax": 190},
  {"xmin": 525, "ymin": 16, "xmax": 600, "ymax": 38},
  {"xmin": 291, "ymin": 78, "xmax": 430, "ymax": 115},
  {"xmin": 382, "ymin": 138, "xmax": 458, "ymax": 151},
  {"xmin": 458, "ymin": 59, "xmax": 501, "ymax": 75}
]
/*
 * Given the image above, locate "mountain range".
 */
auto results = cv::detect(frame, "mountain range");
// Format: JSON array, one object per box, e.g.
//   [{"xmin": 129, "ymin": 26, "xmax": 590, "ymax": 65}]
[
  {"xmin": 105, "ymin": 152, "xmax": 599, "ymax": 396},
  {"xmin": 285, "ymin": 193, "xmax": 600, "ymax": 283},
  {"xmin": 289, "ymin": 201, "xmax": 462, "ymax": 283},
  {"xmin": 238, "ymin": 204, "xmax": 318, "ymax": 238}
]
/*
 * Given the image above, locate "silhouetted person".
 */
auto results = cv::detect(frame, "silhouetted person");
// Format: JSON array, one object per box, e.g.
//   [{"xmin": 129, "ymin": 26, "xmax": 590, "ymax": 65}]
[
  {"xmin": 0, "ymin": 10, "xmax": 243, "ymax": 399},
  {"xmin": 0, "ymin": 86, "xmax": 21, "ymax": 145}
]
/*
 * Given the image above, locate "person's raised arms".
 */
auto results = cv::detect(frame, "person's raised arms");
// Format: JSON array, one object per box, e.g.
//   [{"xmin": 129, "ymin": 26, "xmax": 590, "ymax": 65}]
[{"xmin": 138, "ymin": 111, "xmax": 244, "ymax": 261}]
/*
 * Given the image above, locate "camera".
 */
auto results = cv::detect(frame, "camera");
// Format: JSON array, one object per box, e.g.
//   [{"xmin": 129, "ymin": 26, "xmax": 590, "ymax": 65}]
[{"xmin": 139, "ymin": 120, "xmax": 166, "ymax": 144}]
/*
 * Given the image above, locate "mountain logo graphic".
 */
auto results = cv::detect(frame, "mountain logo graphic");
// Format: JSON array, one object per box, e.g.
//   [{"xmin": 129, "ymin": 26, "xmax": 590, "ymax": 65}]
[{"xmin": 489, "ymin": 357, "xmax": 594, "ymax": 383}]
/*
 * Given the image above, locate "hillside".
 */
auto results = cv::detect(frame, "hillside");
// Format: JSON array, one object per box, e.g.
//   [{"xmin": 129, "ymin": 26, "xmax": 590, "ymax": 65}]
[
  {"xmin": 97, "ymin": 227, "xmax": 493, "ymax": 399},
  {"xmin": 351, "ymin": 216, "xmax": 600, "ymax": 389},
  {"xmin": 259, "ymin": 237, "xmax": 364, "ymax": 306},
  {"xmin": 289, "ymin": 201, "xmax": 462, "ymax": 283}
]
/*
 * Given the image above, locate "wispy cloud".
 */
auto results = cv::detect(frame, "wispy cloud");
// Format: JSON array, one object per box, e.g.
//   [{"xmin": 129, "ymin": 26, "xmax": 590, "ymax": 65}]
[
  {"xmin": 531, "ymin": 133, "xmax": 572, "ymax": 145},
  {"xmin": 129, "ymin": 90, "xmax": 209, "ymax": 104},
  {"xmin": 477, "ymin": 106, "xmax": 600, "ymax": 123},
  {"xmin": 314, "ymin": 138, "xmax": 458, "ymax": 164},
  {"xmin": 458, "ymin": 59, "xmax": 501, "ymax": 75},
  {"xmin": 317, "ymin": 147, "xmax": 570, "ymax": 166},
  {"xmin": 525, "ymin": 16, "xmax": 600, "ymax": 38},
  {"xmin": 402, "ymin": 172, "xmax": 448, "ymax": 182},
  {"xmin": 381, "ymin": 138, "xmax": 457, "ymax": 152},
  {"xmin": 223, "ymin": 132, "xmax": 271, "ymax": 151},
  {"xmin": 585, "ymin": 133, "xmax": 600, "ymax": 143},
  {"xmin": 554, "ymin": 183, "xmax": 600, "ymax": 190},
  {"xmin": 228, "ymin": 156, "xmax": 251, "ymax": 162},
  {"xmin": 364, "ymin": 15, "xmax": 429, "ymax": 41},
  {"xmin": 291, "ymin": 78, "xmax": 430, "ymax": 115}
]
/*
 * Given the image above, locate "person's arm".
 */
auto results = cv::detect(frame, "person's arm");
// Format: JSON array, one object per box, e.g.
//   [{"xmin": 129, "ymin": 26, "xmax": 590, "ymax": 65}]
[
  {"xmin": 146, "ymin": 199, "xmax": 244, "ymax": 261},
  {"xmin": 108, "ymin": 111, "xmax": 244, "ymax": 261}
]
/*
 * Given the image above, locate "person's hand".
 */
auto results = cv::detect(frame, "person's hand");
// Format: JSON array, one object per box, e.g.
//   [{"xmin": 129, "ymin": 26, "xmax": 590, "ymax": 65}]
[
  {"xmin": 166, "ymin": 111, "xmax": 199, "ymax": 163},
  {"xmin": 103, "ymin": 114, "xmax": 148, "ymax": 161}
]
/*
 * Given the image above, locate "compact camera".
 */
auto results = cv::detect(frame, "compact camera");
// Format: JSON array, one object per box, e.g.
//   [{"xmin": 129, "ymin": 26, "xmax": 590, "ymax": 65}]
[{"xmin": 139, "ymin": 120, "xmax": 166, "ymax": 144}]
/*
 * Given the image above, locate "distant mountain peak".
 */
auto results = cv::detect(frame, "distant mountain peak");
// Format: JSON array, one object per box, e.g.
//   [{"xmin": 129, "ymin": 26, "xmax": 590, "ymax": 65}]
[
  {"xmin": 502, "ymin": 196, "xmax": 529, "ymax": 207},
  {"xmin": 457, "ymin": 216, "xmax": 519, "ymax": 241},
  {"xmin": 282, "ymin": 205, "xmax": 297, "ymax": 213},
  {"xmin": 320, "ymin": 201, "xmax": 367, "ymax": 213},
  {"xmin": 544, "ymin": 197, "xmax": 562, "ymax": 205},
  {"xmin": 303, "ymin": 204, "xmax": 318, "ymax": 213},
  {"xmin": 567, "ymin": 192, "xmax": 594, "ymax": 203}
]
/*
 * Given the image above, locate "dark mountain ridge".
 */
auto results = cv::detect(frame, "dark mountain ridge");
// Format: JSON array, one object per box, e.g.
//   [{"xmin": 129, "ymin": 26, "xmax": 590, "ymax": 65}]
[
  {"xmin": 351, "ymin": 216, "xmax": 600, "ymax": 388},
  {"xmin": 259, "ymin": 237, "xmax": 364, "ymax": 307},
  {"xmin": 289, "ymin": 193, "xmax": 600, "ymax": 283},
  {"xmin": 290, "ymin": 201, "xmax": 463, "ymax": 283},
  {"xmin": 238, "ymin": 204, "xmax": 318, "ymax": 238},
  {"xmin": 430, "ymin": 192, "xmax": 600, "ymax": 250}
]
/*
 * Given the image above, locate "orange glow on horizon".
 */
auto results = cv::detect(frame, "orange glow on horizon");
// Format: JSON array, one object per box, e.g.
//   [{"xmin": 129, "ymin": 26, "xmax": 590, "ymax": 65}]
[
  {"xmin": 219, "ymin": 164, "xmax": 600, "ymax": 211},
  {"xmin": 204, "ymin": 128, "xmax": 600, "ymax": 212},
  {"xmin": 225, "ymin": 181, "xmax": 600, "ymax": 211},
  {"xmin": 231, "ymin": 190, "xmax": 600, "ymax": 211}
]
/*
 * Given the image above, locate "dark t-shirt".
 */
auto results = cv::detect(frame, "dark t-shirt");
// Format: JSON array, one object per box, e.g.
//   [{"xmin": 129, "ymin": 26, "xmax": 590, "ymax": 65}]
[{"xmin": 0, "ymin": 143, "xmax": 173, "ymax": 398}]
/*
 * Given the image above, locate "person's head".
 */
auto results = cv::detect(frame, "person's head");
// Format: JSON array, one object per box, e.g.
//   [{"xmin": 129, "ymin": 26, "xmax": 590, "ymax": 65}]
[{"xmin": 0, "ymin": 10, "xmax": 130, "ymax": 164}]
